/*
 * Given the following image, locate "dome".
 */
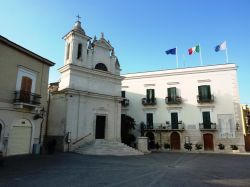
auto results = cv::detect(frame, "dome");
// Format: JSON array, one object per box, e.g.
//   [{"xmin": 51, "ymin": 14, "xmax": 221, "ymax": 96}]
[{"xmin": 72, "ymin": 21, "xmax": 85, "ymax": 35}]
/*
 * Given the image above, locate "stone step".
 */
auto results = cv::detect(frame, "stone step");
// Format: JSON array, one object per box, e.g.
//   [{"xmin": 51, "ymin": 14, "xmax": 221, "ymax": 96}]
[{"xmin": 74, "ymin": 140, "xmax": 144, "ymax": 156}]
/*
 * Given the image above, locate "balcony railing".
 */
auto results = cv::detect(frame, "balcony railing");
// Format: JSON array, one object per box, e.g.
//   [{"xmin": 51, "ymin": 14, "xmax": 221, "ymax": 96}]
[
  {"xmin": 121, "ymin": 98, "xmax": 129, "ymax": 107},
  {"xmin": 142, "ymin": 98, "xmax": 157, "ymax": 106},
  {"xmin": 199, "ymin": 123, "xmax": 217, "ymax": 131},
  {"xmin": 144, "ymin": 122, "xmax": 185, "ymax": 131},
  {"xmin": 14, "ymin": 90, "xmax": 41, "ymax": 105},
  {"xmin": 165, "ymin": 96, "xmax": 182, "ymax": 105},
  {"xmin": 197, "ymin": 95, "xmax": 214, "ymax": 103}
]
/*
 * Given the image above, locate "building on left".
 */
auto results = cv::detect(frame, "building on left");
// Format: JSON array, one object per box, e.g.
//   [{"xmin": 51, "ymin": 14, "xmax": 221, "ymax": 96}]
[{"xmin": 0, "ymin": 35, "xmax": 55, "ymax": 156}]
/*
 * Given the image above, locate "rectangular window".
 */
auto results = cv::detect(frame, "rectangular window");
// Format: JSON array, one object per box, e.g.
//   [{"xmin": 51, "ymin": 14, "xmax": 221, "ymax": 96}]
[
  {"xmin": 66, "ymin": 43, "xmax": 70, "ymax": 60},
  {"xmin": 168, "ymin": 87, "xmax": 177, "ymax": 101},
  {"xmin": 218, "ymin": 114, "xmax": 235, "ymax": 138},
  {"xmin": 121, "ymin": 91, "xmax": 126, "ymax": 98},
  {"xmin": 146, "ymin": 113, "xmax": 153, "ymax": 129},
  {"xmin": 171, "ymin": 112, "xmax": 178, "ymax": 129},
  {"xmin": 146, "ymin": 89, "xmax": 155, "ymax": 101},
  {"xmin": 77, "ymin": 43, "xmax": 82, "ymax": 59},
  {"xmin": 198, "ymin": 85, "xmax": 211, "ymax": 100},
  {"xmin": 202, "ymin": 111, "xmax": 211, "ymax": 128}
]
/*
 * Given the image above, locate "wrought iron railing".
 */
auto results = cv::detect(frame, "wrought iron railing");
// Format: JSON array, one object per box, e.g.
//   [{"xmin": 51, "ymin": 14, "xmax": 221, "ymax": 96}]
[
  {"xmin": 142, "ymin": 98, "xmax": 157, "ymax": 106},
  {"xmin": 199, "ymin": 123, "xmax": 217, "ymax": 130},
  {"xmin": 14, "ymin": 90, "xmax": 41, "ymax": 105},
  {"xmin": 197, "ymin": 95, "xmax": 214, "ymax": 103},
  {"xmin": 165, "ymin": 96, "xmax": 182, "ymax": 104},
  {"xmin": 121, "ymin": 98, "xmax": 129, "ymax": 107}
]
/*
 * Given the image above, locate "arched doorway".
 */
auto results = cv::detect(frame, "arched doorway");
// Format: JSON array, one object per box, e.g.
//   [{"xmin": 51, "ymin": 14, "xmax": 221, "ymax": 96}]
[
  {"xmin": 203, "ymin": 133, "xmax": 214, "ymax": 151},
  {"xmin": 170, "ymin": 132, "xmax": 181, "ymax": 150},
  {"xmin": 7, "ymin": 119, "xmax": 32, "ymax": 156},
  {"xmin": 146, "ymin": 132, "xmax": 155, "ymax": 149}
]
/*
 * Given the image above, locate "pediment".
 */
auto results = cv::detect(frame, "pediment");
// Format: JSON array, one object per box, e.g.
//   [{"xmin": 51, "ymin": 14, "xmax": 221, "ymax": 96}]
[{"xmin": 93, "ymin": 38, "xmax": 113, "ymax": 50}]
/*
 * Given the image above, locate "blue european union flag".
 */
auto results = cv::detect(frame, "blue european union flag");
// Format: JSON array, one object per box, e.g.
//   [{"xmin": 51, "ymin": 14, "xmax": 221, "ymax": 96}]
[{"xmin": 165, "ymin": 48, "xmax": 176, "ymax": 55}]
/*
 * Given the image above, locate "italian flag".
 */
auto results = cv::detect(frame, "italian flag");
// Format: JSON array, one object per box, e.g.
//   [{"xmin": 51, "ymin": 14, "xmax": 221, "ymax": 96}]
[{"xmin": 188, "ymin": 45, "xmax": 200, "ymax": 55}]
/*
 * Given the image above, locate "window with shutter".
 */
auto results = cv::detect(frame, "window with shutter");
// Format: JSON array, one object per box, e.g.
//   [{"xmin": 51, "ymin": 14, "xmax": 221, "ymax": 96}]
[
  {"xmin": 202, "ymin": 111, "xmax": 211, "ymax": 128},
  {"xmin": 20, "ymin": 76, "xmax": 32, "ymax": 103},
  {"xmin": 146, "ymin": 113, "xmax": 153, "ymax": 129},
  {"xmin": 168, "ymin": 87, "xmax": 177, "ymax": 101},
  {"xmin": 171, "ymin": 112, "xmax": 178, "ymax": 129},
  {"xmin": 146, "ymin": 89, "xmax": 155, "ymax": 102},
  {"xmin": 121, "ymin": 91, "xmax": 125, "ymax": 98},
  {"xmin": 198, "ymin": 85, "xmax": 211, "ymax": 101}
]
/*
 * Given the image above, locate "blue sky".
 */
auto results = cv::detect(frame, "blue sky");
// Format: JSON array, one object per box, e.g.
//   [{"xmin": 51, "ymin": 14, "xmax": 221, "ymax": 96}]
[{"xmin": 1, "ymin": 0, "xmax": 250, "ymax": 104}]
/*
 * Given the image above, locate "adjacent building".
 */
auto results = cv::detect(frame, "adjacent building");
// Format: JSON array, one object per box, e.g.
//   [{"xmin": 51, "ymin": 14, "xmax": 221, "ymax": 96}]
[
  {"xmin": 121, "ymin": 64, "xmax": 245, "ymax": 152},
  {"xmin": 47, "ymin": 21, "xmax": 122, "ymax": 151},
  {"xmin": 0, "ymin": 35, "xmax": 54, "ymax": 156}
]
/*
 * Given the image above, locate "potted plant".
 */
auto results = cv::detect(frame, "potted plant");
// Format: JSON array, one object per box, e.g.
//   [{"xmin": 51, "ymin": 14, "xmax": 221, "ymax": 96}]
[
  {"xmin": 218, "ymin": 143, "xmax": 225, "ymax": 150},
  {"xmin": 230, "ymin": 145, "xmax": 239, "ymax": 153},
  {"xmin": 195, "ymin": 143, "xmax": 203, "ymax": 151},
  {"xmin": 184, "ymin": 142, "xmax": 192, "ymax": 151},
  {"xmin": 164, "ymin": 143, "xmax": 170, "ymax": 150}
]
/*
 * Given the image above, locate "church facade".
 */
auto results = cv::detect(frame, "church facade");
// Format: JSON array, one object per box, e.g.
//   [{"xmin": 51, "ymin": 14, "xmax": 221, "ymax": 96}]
[{"xmin": 47, "ymin": 21, "xmax": 122, "ymax": 151}]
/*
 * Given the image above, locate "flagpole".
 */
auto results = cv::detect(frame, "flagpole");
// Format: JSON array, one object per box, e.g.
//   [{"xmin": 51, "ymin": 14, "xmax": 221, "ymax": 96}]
[
  {"xmin": 176, "ymin": 47, "xmax": 179, "ymax": 68},
  {"xmin": 225, "ymin": 44, "xmax": 229, "ymax": 63},
  {"xmin": 199, "ymin": 44, "xmax": 203, "ymax": 66},
  {"xmin": 183, "ymin": 54, "xmax": 186, "ymax": 67}
]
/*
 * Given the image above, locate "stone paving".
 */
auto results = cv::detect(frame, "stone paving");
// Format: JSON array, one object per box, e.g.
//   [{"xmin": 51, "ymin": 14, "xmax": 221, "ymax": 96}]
[{"xmin": 0, "ymin": 152, "xmax": 250, "ymax": 187}]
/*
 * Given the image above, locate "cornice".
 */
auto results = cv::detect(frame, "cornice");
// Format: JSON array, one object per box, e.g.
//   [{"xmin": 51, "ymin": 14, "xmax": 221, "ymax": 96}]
[
  {"xmin": 123, "ymin": 64, "xmax": 237, "ymax": 80},
  {"xmin": 58, "ymin": 64, "xmax": 123, "ymax": 80},
  {"xmin": 56, "ymin": 88, "xmax": 122, "ymax": 101}
]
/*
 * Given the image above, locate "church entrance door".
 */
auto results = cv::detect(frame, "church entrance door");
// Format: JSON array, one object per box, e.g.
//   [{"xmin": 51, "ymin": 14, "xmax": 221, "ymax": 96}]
[{"xmin": 95, "ymin": 115, "xmax": 106, "ymax": 139}]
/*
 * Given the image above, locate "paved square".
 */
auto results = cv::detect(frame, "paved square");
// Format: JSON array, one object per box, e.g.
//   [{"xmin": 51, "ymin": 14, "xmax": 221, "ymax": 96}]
[{"xmin": 1, "ymin": 152, "xmax": 250, "ymax": 187}]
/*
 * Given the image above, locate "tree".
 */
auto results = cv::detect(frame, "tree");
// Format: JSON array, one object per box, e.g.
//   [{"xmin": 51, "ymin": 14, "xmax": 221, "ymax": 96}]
[{"xmin": 121, "ymin": 114, "xmax": 136, "ymax": 147}]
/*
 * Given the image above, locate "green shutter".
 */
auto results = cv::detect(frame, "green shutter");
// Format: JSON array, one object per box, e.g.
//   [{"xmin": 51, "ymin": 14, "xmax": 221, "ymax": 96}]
[
  {"xmin": 171, "ymin": 112, "xmax": 178, "ymax": 129},
  {"xmin": 202, "ymin": 112, "xmax": 211, "ymax": 128}
]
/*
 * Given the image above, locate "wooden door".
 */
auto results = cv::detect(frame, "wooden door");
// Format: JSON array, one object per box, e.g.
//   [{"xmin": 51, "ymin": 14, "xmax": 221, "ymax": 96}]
[
  {"xmin": 95, "ymin": 116, "xmax": 106, "ymax": 139},
  {"xmin": 203, "ymin": 133, "xmax": 214, "ymax": 151},
  {"xmin": 170, "ymin": 132, "xmax": 180, "ymax": 150},
  {"xmin": 244, "ymin": 135, "xmax": 250, "ymax": 152},
  {"xmin": 20, "ymin": 76, "xmax": 32, "ymax": 103}
]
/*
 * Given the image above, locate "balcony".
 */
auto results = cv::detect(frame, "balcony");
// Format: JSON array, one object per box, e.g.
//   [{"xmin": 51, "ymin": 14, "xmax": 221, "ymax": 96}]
[
  {"xmin": 197, "ymin": 95, "xmax": 214, "ymax": 103},
  {"xmin": 121, "ymin": 98, "xmax": 129, "ymax": 107},
  {"xmin": 165, "ymin": 96, "xmax": 182, "ymax": 105},
  {"xmin": 142, "ymin": 98, "xmax": 157, "ymax": 106},
  {"xmin": 199, "ymin": 123, "xmax": 217, "ymax": 131},
  {"xmin": 144, "ymin": 122, "xmax": 185, "ymax": 132},
  {"xmin": 14, "ymin": 90, "xmax": 41, "ymax": 108}
]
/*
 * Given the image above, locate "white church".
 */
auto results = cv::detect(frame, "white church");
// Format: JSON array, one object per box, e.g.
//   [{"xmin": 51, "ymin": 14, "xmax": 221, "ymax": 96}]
[{"xmin": 47, "ymin": 20, "xmax": 142, "ymax": 155}]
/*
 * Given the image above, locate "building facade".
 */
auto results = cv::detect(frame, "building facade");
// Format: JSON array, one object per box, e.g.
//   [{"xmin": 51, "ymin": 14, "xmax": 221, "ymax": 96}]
[
  {"xmin": 121, "ymin": 64, "xmax": 245, "ymax": 152},
  {"xmin": 0, "ymin": 35, "xmax": 54, "ymax": 156},
  {"xmin": 47, "ymin": 21, "xmax": 122, "ymax": 151}
]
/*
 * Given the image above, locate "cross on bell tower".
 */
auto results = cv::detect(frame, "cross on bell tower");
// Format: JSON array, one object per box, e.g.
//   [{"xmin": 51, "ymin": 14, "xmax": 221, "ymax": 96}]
[{"xmin": 76, "ymin": 14, "xmax": 81, "ymax": 21}]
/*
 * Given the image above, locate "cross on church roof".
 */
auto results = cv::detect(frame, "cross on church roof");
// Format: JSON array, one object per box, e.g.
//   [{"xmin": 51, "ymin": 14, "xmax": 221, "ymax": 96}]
[{"xmin": 76, "ymin": 14, "xmax": 81, "ymax": 21}]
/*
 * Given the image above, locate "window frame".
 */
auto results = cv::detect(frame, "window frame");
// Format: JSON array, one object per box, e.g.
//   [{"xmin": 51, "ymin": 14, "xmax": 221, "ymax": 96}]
[{"xmin": 16, "ymin": 67, "xmax": 37, "ymax": 94}]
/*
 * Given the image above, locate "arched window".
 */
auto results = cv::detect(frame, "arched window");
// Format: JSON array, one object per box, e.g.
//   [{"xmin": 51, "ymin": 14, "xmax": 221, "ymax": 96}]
[
  {"xmin": 77, "ymin": 43, "xmax": 82, "ymax": 59},
  {"xmin": 66, "ymin": 43, "xmax": 70, "ymax": 60},
  {"xmin": 95, "ymin": 63, "xmax": 108, "ymax": 71}
]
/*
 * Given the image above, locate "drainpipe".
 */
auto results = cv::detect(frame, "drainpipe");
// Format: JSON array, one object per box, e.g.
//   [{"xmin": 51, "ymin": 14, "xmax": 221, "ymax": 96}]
[{"xmin": 44, "ymin": 90, "xmax": 51, "ymax": 143}]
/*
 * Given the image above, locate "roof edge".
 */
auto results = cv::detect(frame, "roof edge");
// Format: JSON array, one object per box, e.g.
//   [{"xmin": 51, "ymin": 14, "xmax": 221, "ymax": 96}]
[{"xmin": 0, "ymin": 35, "xmax": 55, "ymax": 66}]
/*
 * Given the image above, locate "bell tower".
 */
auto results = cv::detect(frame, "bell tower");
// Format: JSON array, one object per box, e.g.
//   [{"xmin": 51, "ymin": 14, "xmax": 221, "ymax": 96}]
[{"xmin": 63, "ymin": 18, "xmax": 91, "ymax": 66}]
